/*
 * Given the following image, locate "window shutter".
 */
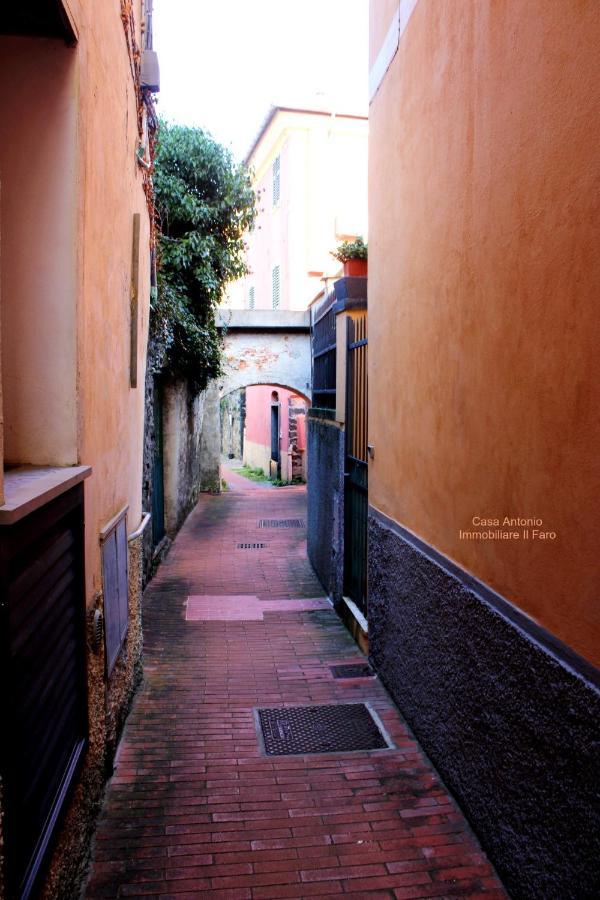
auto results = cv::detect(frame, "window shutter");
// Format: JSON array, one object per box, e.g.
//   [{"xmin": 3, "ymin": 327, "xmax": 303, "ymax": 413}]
[
  {"xmin": 101, "ymin": 511, "xmax": 129, "ymax": 675},
  {"xmin": 248, "ymin": 286, "xmax": 255, "ymax": 309},
  {"xmin": 272, "ymin": 266, "xmax": 280, "ymax": 309},
  {"xmin": 272, "ymin": 154, "xmax": 281, "ymax": 206}
]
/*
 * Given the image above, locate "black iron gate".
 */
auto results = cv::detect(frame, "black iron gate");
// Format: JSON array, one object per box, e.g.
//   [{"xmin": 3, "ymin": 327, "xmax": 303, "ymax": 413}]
[{"xmin": 344, "ymin": 316, "xmax": 368, "ymax": 615}]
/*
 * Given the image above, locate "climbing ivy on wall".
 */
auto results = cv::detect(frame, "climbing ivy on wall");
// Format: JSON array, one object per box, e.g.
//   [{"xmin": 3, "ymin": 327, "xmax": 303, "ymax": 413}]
[{"xmin": 151, "ymin": 121, "xmax": 256, "ymax": 391}]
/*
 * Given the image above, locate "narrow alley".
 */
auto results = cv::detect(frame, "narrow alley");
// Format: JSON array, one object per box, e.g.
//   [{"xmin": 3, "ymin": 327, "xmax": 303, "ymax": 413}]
[{"xmin": 84, "ymin": 476, "xmax": 505, "ymax": 899}]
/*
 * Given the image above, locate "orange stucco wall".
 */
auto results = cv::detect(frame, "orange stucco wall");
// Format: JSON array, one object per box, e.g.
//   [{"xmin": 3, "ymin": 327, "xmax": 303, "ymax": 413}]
[
  {"xmin": 369, "ymin": 0, "xmax": 600, "ymax": 664},
  {"xmin": 73, "ymin": 0, "xmax": 150, "ymax": 602},
  {"xmin": 0, "ymin": 39, "xmax": 78, "ymax": 466},
  {"xmin": 0, "ymin": 1, "xmax": 150, "ymax": 605},
  {"xmin": 368, "ymin": 0, "xmax": 397, "ymax": 63}
]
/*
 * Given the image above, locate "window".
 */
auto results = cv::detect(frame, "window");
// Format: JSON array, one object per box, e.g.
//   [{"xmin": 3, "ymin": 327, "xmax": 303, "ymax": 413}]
[
  {"xmin": 248, "ymin": 286, "xmax": 255, "ymax": 309},
  {"xmin": 272, "ymin": 154, "xmax": 281, "ymax": 206},
  {"xmin": 272, "ymin": 265, "xmax": 281, "ymax": 309}
]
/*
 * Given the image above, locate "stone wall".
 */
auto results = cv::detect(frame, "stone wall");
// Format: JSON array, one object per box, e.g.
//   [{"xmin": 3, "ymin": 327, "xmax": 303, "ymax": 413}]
[
  {"xmin": 219, "ymin": 328, "xmax": 311, "ymax": 399},
  {"xmin": 221, "ymin": 388, "xmax": 245, "ymax": 459},
  {"xmin": 142, "ymin": 372, "xmax": 221, "ymax": 584},
  {"xmin": 163, "ymin": 379, "xmax": 220, "ymax": 535},
  {"xmin": 307, "ymin": 410, "xmax": 344, "ymax": 602},
  {"xmin": 368, "ymin": 507, "xmax": 600, "ymax": 900},
  {"xmin": 142, "ymin": 362, "xmax": 160, "ymax": 584}
]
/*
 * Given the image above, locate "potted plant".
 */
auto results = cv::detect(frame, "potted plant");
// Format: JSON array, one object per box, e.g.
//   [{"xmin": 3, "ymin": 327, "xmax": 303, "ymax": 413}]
[{"xmin": 331, "ymin": 236, "xmax": 368, "ymax": 277}]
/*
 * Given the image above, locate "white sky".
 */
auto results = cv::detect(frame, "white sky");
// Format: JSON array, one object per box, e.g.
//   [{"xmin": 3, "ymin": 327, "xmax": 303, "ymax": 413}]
[{"xmin": 152, "ymin": 0, "xmax": 369, "ymax": 161}]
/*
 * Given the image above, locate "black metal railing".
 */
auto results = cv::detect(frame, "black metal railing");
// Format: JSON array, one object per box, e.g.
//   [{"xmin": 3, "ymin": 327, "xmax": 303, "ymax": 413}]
[{"xmin": 311, "ymin": 287, "xmax": 337, "ymax": 409}]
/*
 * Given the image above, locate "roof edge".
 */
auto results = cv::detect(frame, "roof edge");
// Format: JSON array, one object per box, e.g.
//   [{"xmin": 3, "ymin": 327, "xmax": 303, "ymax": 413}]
[{"xmin": 244, "ymin": 105, "xmax": 368, "ymax": 166}]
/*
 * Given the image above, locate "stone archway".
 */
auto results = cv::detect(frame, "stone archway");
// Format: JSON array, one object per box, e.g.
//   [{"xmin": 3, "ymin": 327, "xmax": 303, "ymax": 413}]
[{"xmin": 216, "ymin": 308, "xmax": 311, "ymax": 399}]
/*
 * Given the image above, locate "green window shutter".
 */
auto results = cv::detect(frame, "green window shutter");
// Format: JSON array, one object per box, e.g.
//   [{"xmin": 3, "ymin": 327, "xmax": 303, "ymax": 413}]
[
  {"xmin": 272, "ymin": 266, "xmax": 280, "ymax": 309},
  {"xmin": 272, "ymin": 154, "xmax": 281, "ymax": 206}
]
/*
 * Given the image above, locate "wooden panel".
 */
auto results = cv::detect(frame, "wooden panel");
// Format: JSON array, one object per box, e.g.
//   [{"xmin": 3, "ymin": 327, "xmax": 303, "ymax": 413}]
[{"xmin": 344, "ymin": 315, "xmax": 369, "ymax": 614}]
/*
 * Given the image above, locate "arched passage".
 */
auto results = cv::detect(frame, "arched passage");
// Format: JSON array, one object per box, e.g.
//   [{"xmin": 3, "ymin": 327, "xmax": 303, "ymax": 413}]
[{"xmin": 220, "ymin": 382, "xmax": 309, "ymax": 484}]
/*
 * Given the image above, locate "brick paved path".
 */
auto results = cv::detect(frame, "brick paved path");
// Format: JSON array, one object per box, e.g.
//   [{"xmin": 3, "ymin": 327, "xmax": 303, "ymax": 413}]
[
  {"xmin": 85, "ymin": 482, "xmax": 506, "ymax": 899},
  {"xmin": 221, "ymin": 461, "xmax": 276, "ymax": 493}
]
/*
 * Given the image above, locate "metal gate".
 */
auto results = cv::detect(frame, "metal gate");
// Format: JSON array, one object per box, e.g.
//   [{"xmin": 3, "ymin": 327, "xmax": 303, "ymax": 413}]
[{"xmin": 344, "ymin": 315, "xmax": 368, "ymax": 615}]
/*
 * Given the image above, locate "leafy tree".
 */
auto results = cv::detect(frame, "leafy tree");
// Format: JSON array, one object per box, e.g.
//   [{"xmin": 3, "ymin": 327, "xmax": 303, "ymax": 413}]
[{"xmin": 151, "ymin": 122, "xmax": 256, "ymax": 391}]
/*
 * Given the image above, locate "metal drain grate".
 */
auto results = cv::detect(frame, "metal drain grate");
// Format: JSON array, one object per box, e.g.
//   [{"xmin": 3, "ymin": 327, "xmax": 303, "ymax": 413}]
[
  {"xmin": 258, "ymin": 518, "xmax": 305, "ymax": 528},
  {"xmin": 255, "ymin": 703, "xmax": 391, "ymax": 755},
  {"xmin": 236, "ymin": 542, "xmax": 266, "ymax": 549},
  {"xmin": 331, "ymin": 663, "xmax": 375, "ymax": 679}
]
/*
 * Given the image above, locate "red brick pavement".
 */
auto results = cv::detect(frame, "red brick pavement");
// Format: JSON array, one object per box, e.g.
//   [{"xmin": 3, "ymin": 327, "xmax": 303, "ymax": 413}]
[
  {"xmin": 221, "ymin": 461, "xmax": 276, "ymax": 492},
  {"xmin": 84, "ymin": 482, "xmax": 506, "ymax": 899}
]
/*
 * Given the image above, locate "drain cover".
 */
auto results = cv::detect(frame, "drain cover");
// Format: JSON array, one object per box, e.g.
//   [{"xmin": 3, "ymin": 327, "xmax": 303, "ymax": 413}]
[
  {"xmin": 256, "ymin": 703, "xmax": 390, "ymax": 755},
  {"xmin": 331, "ymin": 663, "xmax": 375, "ymax": 679},
  {"xmin": 258, "ymin": 518, "xmax": 305, "ymax": 528},
  {"xmin": 236, "ymin": 542, "xmax": 266, "ymax": 549}
]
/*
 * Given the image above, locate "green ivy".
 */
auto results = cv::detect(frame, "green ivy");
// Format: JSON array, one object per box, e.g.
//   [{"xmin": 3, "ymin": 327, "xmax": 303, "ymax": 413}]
[{"xmin": 151, "ymin": 122, "xmax": 256, "ymax": 391}]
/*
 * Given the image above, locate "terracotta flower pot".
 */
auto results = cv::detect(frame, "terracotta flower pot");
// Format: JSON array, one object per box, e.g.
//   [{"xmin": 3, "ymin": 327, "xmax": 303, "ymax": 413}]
[{"xmin": 343, "ymin": 258, "xmax": 368, "ymax": 277}]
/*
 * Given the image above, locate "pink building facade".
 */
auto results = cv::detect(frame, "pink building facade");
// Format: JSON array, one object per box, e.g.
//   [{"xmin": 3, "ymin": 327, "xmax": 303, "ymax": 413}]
[
  {"xmin": 228, "ymin": 107, "xmax": 368, "ymax": 313},
  {"xmin": 244, "ymin": 386, "xmax": 308, "ymax": 482}
]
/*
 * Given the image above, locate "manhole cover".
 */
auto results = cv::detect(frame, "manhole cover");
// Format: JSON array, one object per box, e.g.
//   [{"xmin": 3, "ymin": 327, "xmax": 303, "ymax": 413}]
[
  {"xmin": 236, "ymin": 542, "xmax": 266, "ymax": 549},
  {"xmin": 331, "ymin": 663, "xmax": 375, "ymax": 679},
  {"xmin": 255, "ymin": 703, "xmax": 391, "ymax": 755},
  {"xmin": 258, "ymin": 518, "xmax": 305, "ymax": 528}
]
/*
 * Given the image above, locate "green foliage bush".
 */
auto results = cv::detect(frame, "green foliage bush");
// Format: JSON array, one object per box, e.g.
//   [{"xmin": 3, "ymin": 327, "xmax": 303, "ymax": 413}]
[{"xmin": 151, "ymin": 122, "xmax": 256, "ymax": 391}]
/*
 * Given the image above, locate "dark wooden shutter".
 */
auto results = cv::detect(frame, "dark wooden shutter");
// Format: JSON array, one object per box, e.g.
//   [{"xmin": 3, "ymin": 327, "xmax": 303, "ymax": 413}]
[
  {"xmin": 101, "ymin": 511, "xmax": 128, "ymax": 675},
  {"xmin": 0, "ymin": 484, "xmax": 88, "ymax": 899}
]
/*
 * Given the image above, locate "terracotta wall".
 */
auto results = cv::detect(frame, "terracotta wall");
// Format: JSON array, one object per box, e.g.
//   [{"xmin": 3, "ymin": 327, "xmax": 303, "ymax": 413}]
[
  {"xmin": 0, "ymin": 3, "xmax": 152, "ymax": 895},
  {"xmin": 369, "ymin": 0, "xmax": 600, "ymax": 665},
  {"xmin": 74, "ymin": 0, "xmax": 150, "ymax": 601},
  {"xmin": 245, "ymin": 385, "xmax": 281, "ymax": 447},
  {"xmin": 0, "ymin": 2, "xmax": 150, "ymax": 599},
  {"xmin": 0, "ymin": 39, "xmax": 78, "ymax": 466}
]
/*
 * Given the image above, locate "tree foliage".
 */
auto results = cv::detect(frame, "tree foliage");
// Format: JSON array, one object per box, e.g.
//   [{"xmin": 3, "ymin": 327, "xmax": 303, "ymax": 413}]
[{"xmin": 151, "ymin": 122, "xmax": 256, "ymax": 391}]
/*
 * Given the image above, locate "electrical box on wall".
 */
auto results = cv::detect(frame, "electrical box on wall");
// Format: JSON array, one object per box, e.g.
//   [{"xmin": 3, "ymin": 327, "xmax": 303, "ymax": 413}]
[{"xmin": 141, "ymin": 49, "xmax": 160, "ymax": 92}]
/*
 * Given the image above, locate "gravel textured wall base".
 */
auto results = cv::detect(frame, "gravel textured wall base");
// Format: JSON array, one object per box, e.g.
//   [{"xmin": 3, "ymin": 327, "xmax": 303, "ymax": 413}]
[
  {"xmin": 368, "ymin": 508, "xmax": 600, "ymax": 900},
  {"xmin": 307, "ymin": 412, "xmax": 344, "ymax": 601}
]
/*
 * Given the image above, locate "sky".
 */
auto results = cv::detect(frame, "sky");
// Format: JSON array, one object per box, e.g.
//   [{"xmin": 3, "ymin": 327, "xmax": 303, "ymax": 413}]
[{"xmin": 152, "ymin": 0, "xmax": 369, "ymax": 161}]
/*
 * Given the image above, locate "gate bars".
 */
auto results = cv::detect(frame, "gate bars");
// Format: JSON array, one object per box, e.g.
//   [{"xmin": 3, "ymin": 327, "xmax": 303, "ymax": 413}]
[{"xmin": 344, "ymin": 315, "xmax": 368, "ymax": 614}]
